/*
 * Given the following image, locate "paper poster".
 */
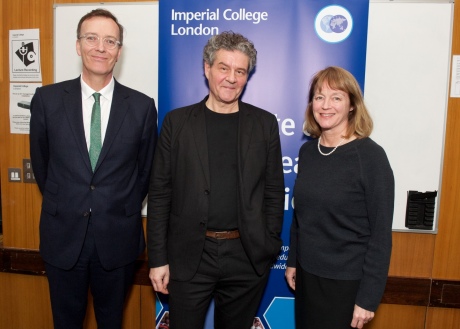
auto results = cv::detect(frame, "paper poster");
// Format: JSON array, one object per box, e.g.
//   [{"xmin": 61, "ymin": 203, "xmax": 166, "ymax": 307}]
[
  {"xmin": 9, "ymin": 83, "xmax": 41, "ymax": 134},
  {"xmin": 9, "ymin": 29, "xmax": 42, "ymax": 82},
  {"xmin": 450, "ymin": 55, "xmax": 460, "ymax": 97}
]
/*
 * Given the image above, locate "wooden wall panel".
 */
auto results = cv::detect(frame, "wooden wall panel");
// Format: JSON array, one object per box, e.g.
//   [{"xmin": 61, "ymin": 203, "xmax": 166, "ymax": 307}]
[
  {"xmin": 140, "ymin": 285, "xmax": 156, "ymax": 329},
  {"xmin": 123, "ymin": 286, "xmax": 142, "ymax": 329},
  {"xmin": 0, "ymin": 265, "xmax": 434, "ymax": 329},
  {"xmin": 83, "ymin": 286, "xmax": 142, "ymax": 329},
  {"xmin": 367, "ymin": 304, "xmax": 426, "ymax": 329},
  {"xmin": 32, "ymin": 0, "xmax": 54, "ymax": 85},
  {"xmin": 0, "ymin": 0, "xmax": 49, "ymax": 249},
  {"xmin": 426, "ymin": 308, "xmax": 460, "ymax": 329},
  {"xmin": 71, "ymin": 282, "xmax": 154, "ymax": 329},
  {"xmin": 389, "ymin": 232, "xmax": 435, "ymax": 278},
  {"xmin": 0, "ymin": 271, "xmax": 146, "ymax": 329},
  {"xmin": 0, "ymin": 273, "xmax": 53, "ymax": 329},
  {"xmin": 0, "ymin": 0, "xmax": 3, "ymax": 83},
  {"xmin": 55, "ymin": 0, "xmax": 152, "ymax": 5},
  {"xmin": 0, "ymin": 0, "xmax": 5, "ymax": 238},
  {"xmin": 432, "ymin": 0, "xmax": 460, "ymax": 280}
]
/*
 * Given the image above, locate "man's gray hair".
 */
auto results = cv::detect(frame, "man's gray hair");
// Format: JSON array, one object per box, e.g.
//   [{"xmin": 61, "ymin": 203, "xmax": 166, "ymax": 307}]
[{"xmin": 203, "ymin": 31, "xmax": 257, "ymax": 72}]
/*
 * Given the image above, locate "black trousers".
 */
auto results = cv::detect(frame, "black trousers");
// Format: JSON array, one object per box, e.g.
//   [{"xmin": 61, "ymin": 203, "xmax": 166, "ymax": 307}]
[
  {"xmin": 168, "ymin": 236, "xmax": 270, "ymax": 329},
  {"xmin": 295, "ymin": 262, "xmax": 360, "ymax": 329},
  {"xmin": 45, "ymin": 220, "xmax": 135, "ymax": 329}
]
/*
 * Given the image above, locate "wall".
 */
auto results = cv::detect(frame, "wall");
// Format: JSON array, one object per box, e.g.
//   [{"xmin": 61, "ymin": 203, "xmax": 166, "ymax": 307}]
[{"xmin": 1, "ymin": 0, "xmax": 460, "ymax": 328}]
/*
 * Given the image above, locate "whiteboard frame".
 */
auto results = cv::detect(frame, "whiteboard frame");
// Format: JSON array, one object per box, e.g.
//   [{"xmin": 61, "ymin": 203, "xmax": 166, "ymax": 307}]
[{"xmin": 364, "ymin": 1, "xmax": 453, "ymax": 233}]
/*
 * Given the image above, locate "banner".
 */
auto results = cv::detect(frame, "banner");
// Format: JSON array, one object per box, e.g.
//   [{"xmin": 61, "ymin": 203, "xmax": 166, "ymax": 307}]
[{"xmin": 156, "ymin": 1, "xmax": 369, "ymax": 328}]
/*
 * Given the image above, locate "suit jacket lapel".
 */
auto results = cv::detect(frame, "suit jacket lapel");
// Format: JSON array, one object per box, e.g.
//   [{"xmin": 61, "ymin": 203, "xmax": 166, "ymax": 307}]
[
  {"xmin": 95, "ymin": 80, "xmax": 129, "ymax": 171},
  {"xmin": 191, "ymin": 101, "xmax": 211, "ymax": 187},
  {"xmin": 238, "ymin": 102, "xmax": 253, "ymax": 169},
  {"xmin": 63, "ymin": 78, "xmax": 93, "ymax": 173}
]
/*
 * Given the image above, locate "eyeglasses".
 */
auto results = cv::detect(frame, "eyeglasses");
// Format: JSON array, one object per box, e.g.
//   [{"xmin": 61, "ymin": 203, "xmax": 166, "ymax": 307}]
[{"xmin": 78, "ymin": 34, "xmax": 121, "ymax": 50}]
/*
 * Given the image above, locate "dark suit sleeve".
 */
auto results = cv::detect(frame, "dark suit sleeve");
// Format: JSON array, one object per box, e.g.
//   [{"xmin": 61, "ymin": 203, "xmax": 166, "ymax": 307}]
[
  {"xmin": 147, "ymin": 112, "xmax": 173, "ymax": 268},
  {"xmin": 29, "ymin": 87, "xmax": 49, "ymax": 194},
  {"xmin": 137, "ymin": 98, "xmax": 158, "ymax": 199},
  {"xmin": 287, "ymin": 213, "xmax": 298, "ymax": 268},
  {"xmin": 264, "ymin": 115, "xmax": 285, "ymax": 244}
]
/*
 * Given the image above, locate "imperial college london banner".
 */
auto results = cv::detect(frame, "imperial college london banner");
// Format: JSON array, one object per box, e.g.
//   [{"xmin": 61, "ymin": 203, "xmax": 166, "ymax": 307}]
[{"xmin": 155, "ymin": 1, "xmax": 370, "ymax": 328}]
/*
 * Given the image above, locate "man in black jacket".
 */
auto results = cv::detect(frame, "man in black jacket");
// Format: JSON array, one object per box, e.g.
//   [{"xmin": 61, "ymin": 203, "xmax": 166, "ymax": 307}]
[{"xmin": 147, "ymin": 31, "xmax": 284, "ymax": 329}]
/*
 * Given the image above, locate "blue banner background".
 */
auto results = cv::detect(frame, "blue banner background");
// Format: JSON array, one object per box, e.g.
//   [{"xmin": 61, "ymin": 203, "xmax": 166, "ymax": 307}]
[{"xmin": 156, "ymin": 1, "xmax": 369, "ymax": 328}]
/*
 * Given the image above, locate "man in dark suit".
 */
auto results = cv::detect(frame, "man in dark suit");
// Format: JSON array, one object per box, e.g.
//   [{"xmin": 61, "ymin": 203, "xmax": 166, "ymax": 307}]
[
  {"xmin": 147, "ymin": 31, "xmax": 284, "ymax": 329},
  {"xmin": 29, "ymin": 9, "xmax": 157, "ymax": 329}
]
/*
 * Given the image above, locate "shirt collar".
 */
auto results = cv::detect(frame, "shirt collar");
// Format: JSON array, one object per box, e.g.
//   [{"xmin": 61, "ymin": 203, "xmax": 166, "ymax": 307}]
[{"xmin": 80, "ymin": 75, "xmax": 115, "ymax": 101}]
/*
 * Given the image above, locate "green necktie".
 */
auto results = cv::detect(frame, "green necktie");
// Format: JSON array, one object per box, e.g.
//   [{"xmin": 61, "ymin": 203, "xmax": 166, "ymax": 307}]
[{"xmin": 89, "ymin": 92, "xmax": 102, "ymax": 172}]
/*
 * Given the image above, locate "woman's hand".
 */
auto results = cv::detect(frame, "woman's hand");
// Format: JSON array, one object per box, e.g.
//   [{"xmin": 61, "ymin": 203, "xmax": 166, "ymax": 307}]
[{"xmin": 351, "ymin": 304, "xmax": 374, "ymax": 328}]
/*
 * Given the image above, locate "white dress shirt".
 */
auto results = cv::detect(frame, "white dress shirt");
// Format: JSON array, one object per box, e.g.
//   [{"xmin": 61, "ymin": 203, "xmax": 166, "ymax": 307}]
[{"xmin": 81, "ymin": 76, "xmax": 115, "ymax": 151}]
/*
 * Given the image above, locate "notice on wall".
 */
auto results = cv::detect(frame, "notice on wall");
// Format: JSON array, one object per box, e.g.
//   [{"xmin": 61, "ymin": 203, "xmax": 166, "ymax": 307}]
[
  {"xmin": 9, "ymin": 83, "xmax": 41, "ymax": 134},
  {"xmin": 450, "ymin": 55, "xmax": 460, "ymax": 98},
  {"xmin": 9, "ymin": 29, "xmax": 42, "ymax": 82}
]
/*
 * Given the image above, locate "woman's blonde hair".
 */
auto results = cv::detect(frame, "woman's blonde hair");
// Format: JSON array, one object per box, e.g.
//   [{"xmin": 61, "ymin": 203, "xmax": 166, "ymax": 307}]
[{"xmin": 304, "ymin": 66, "xmax": 373, "ymax": 139}]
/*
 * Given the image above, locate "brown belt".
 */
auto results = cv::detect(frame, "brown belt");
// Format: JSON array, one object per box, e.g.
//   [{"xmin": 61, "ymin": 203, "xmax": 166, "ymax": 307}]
[{"xmin": 205, "ymin": 230, "xmax": 240, "ymax": 240}]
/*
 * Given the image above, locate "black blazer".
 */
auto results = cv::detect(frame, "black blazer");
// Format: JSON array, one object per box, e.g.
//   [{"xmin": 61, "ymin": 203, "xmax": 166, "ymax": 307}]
[
  {"xmin": 147, "ymin": 97, "xmax": 284, "ymax": 280},
  {"xmin": 30, "ymin": 77, "xmax": 157, "ymax": 270}
]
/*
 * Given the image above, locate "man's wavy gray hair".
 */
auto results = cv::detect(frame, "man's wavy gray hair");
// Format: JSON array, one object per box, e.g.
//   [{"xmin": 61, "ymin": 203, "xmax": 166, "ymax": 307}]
[{"xmin": 203, "ymin": 31, "xmax": 257, "ymax": 72}]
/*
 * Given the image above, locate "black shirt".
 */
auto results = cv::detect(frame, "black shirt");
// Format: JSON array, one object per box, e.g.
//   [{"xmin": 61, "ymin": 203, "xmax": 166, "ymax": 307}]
[{"xmin": 205, "ymin": 107, "xmax": 239, "ymax": 231}]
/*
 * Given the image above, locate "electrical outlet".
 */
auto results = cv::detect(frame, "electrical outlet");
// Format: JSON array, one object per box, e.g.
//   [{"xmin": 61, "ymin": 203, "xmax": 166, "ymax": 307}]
[
  {"xmin": 23, "ymin": 159, "xmax": 36, "ymax": 183},
  {"xmin": 8, "ymin": 168, "xmax": 22, "ymax": 182}
]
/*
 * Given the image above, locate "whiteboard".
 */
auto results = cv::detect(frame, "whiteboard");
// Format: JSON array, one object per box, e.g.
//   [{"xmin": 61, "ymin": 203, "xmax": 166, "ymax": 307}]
[
  {"xmin": 54, "ymin": 2, "xmax": 158, "ymax": 102},
  {"xmin": 364, "ymin": 1, "xmax": 453, "ymax": 231}
]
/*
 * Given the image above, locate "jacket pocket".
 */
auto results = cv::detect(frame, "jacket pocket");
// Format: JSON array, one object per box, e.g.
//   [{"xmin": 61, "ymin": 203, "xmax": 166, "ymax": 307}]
[
  {"xmin": 42, "ymin": 197, "xmax": 57, "ymax": 216},
  {"xmin": 44, "ymin": 179, "xmax": 59, "ymax": 195}
]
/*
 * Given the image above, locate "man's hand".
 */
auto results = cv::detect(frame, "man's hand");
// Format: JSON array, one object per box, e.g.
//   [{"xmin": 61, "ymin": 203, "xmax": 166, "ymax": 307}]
[
  {"xmin": 149, "ymin": 265, "xmax": 170, "ymax": 294},
  {"xmin": 285, "ymin": 267, "xmax": 296, "ymax": 290}
]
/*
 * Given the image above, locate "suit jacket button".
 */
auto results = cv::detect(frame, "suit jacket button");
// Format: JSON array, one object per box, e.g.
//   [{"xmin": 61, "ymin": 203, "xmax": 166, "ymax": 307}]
[
  {"xmin": 90, "ymin": 185, "xmax": 96, "ymax": 190},
  {"xmin": 204, "ymin": 190, "xmax": 210, "ymax": 195}
]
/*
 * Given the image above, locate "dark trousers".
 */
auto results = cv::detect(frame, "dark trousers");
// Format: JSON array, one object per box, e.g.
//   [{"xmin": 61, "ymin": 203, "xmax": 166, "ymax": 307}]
[
  {"xmin": 295, "ymin": 262, "xmax": 360, "ymax": 329},
  {"xmin": 168, "ymin": 237, "xmax": 270, "ymax": 329},
  {"xmin": 44, "ymin": 220, "xmax": 135, "ymax": 329}
]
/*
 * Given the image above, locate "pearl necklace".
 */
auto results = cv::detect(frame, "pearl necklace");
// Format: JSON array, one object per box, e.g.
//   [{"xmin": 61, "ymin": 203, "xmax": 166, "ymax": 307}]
[{"xmin": 317, "ymin": 136, "xmax": 345, "ymax": 156}]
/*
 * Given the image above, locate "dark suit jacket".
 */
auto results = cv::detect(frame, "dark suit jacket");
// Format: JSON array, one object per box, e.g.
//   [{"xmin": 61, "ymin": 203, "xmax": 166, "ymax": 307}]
[
  {"xmin": 30, "ymin": 77, "xmax": 157, "ymax": 271},
  {"xmin": 147, "ymin": 97, "xmax": 284, "ymax": 280}
]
